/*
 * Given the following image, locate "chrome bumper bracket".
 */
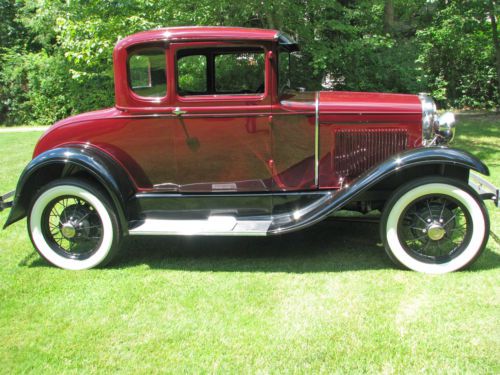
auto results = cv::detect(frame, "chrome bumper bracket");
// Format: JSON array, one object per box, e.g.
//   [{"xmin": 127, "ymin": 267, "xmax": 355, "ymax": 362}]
[
  {"xmin": 469, "ymin": 172, "xmax": 499, "ymax": 208},
  {"xmin": 0, "ymin": 190, "xmax": 14, "ymax": 212}
]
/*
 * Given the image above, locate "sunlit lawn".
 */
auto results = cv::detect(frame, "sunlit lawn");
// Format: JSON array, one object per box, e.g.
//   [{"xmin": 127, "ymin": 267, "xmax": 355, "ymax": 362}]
[{"xmin": 0, "ymin": 115, "xmax": 499, "ymax": 373}]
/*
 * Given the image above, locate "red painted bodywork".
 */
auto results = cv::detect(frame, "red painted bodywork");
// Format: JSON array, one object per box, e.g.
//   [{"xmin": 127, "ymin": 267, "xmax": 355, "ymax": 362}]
[{"xmin": 33, "ymin": 27, "xmax": 423, "ymax": 194}]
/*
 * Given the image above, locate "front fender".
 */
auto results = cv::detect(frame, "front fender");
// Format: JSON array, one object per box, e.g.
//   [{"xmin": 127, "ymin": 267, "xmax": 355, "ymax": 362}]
[
  {"xmin": 268, "ymin": 147, "xmax": 489, "ymax": 234},
  {"xmin": 3, "ymin": 146, "xmax": 136, "ymax": 231}
]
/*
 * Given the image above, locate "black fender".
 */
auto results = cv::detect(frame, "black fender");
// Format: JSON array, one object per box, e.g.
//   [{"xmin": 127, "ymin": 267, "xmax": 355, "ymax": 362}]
[
  {"xmin": 3, "ymin": 146, "xmax": 136, "ymax": 232},
  {"xmin": 268, "ymin": 147, "xmax": 489, "ymax": 234}
]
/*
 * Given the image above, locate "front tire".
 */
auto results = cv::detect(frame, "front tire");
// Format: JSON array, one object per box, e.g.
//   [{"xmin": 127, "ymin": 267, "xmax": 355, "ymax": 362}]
[
  {"xmin": 380, "ymin": 177, "xmax": 489, "ymax": 274},
  {"xmin": 28, "ymin": 178, "xmax": 122, "ymax": 270}
]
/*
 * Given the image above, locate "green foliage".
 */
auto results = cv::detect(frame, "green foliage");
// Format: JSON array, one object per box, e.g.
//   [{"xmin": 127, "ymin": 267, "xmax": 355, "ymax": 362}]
[
  {"xmin": 0, "ymin": 0, "xmax": 499, "ymax": 125},
  {"xmin": 0, "ymin": 51, "xmax": 113, "ymax": 125},
  {"xmin": 215, "ymin": 52, "xmax": 265, "ymax": 93},
  {"xmin": 416, "ymin": 0, "xmax": 500, "ymax": 108},
  {"xmin": 178, "ymin": 55, "xmax": 208, "ymax": 93}
]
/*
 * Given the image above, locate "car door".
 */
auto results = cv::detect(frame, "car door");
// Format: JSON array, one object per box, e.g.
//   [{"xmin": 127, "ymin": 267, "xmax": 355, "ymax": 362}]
[
  {"xmin": 270, "ymin": 48, "xmax": 316, "ymax": 191},
  {"xmin": 171, "ymin": 43, "xmax": 273, "ymax": 193}
]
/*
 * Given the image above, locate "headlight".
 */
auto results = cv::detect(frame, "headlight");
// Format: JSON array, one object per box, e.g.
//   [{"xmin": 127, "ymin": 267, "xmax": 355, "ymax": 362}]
[
  {"xmin": 418, "ymin": 94, "xmax": 456, "ymax": 146},
  {"xmin": 419, "ymin": 93, "xmax": 437, "ymax": 145},
  {"xmin": 436, "ymin": 112, "xmax": 456, "ymax": 144}
]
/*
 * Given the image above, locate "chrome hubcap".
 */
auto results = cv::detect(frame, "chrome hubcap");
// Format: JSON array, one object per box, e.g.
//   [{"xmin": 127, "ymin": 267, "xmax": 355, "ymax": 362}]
[
  {"xmin": 427, "ymin": 223, "xmax": 446, "ymax": 241},
  {"xmin": 61, "ymin": 222, "xmax": 77, "ymax": 239}
]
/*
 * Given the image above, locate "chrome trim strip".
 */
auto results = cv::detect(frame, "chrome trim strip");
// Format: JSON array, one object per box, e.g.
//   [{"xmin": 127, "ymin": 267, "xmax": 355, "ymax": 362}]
[
  {"xmin": 314, "ymin": 91, "xmax": 320, "ymax": 186},
  {"xmin": 280, "ymin": 100, "xmax": 315, "ymax": 107}
]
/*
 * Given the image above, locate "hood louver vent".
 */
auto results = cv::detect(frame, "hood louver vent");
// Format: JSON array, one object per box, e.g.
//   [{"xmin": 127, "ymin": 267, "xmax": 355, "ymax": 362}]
[{"xmin": 334, "ymin": 128, "xmax": 408, "ymax": 180}]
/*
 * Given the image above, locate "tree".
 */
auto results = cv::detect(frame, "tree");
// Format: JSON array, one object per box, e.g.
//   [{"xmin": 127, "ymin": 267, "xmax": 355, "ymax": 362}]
[
  {"xmin": 384, "ymin": 0, "xmax": 395, "ymax": 34},
  {"xmin": 487, "ymin": 0, "xmax": 500, "ymax": 106}
]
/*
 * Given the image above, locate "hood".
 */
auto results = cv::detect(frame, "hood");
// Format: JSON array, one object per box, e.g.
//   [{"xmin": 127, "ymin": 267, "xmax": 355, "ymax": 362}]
[
  {"xmin": 278, "ymin": 90, "xmax": 421, "ymax": 116},
  {"xmin": 319, "ymin": 91, "xmax": 421, "ymax": 114}
]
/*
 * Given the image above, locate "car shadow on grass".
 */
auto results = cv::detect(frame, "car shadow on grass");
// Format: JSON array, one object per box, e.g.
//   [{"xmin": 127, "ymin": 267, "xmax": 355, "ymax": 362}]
[
  {"xmin": 23, "ymin": 220, "xmax": 500, "ymax": 273},
  {"xmin": 115, "ymin": 221, "xmax": 393, "ymax": 273}
]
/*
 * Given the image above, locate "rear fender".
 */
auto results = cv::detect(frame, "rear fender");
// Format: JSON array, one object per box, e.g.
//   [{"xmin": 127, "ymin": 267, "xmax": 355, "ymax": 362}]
[{"xmin": 3, "ymin": 146, "xmax": 136, "ymax": 232}]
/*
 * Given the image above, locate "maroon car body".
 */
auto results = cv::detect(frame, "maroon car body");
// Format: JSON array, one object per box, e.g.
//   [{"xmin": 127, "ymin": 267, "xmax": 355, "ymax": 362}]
[
  {"xmin": 1, "ymin": 27, "xmax": 497, "ymax": 272},
  {"xmin": 33, "ymin": 27, "xmax": 422, "ymax": 193}
]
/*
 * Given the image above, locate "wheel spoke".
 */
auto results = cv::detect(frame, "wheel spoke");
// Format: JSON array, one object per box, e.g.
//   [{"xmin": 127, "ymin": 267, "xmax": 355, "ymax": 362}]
[
  {"xmin": 439, "ymin": 200, "xmax": 446, "ymax": 221},
  {"xmin": 410, "ymin": 226, "xmax": 425, "ymax": 231},
  {"xmin": 412, "ymin": 233, "xmax": 428, "ymax": 241},
  {"xmin": 436, "ymin": 240, "xmax": 443, "ymax": 256},
  {"xmin": 426, "ymin": 199, "xmax": 433, "ymax": 219},
  {"xmin": 414, "ymin": 212, "xmax": 428, "ymax": 225},
  {"xmin": 76, "ymin": 211, "xmax": 91, "ymax": 224},
  {"xmin": 443, "ymin": 213, "xmax": 457, "ymax": 227},
  {"xmin": 422, "ymin": 240, "xmax": 431, "ymax": 253}
]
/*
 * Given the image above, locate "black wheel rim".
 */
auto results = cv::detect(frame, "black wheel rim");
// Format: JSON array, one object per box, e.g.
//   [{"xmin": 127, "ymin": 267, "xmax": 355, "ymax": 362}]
[
  {"xmin": 41, "ymin": 195, "xmax": 104, "ymax": 260},
  {"xmin": 397, "ymin": 194, "xmax": 473, "ymax": 264}
]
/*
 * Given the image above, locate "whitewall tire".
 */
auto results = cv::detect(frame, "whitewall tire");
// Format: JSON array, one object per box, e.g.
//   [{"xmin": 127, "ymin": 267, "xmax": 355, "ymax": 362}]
[
  {"xmin": 380, "ymin": 177, "xmax": 489, "ymax": 274},
  {"xmin": 28, "ymin": 178, "xmax": 122, "ymax": 270}
]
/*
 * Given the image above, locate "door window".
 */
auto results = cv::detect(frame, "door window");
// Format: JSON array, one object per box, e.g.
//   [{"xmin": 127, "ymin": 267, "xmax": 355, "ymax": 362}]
[
  {"xmin": 215, "ymin": 52, "xmax": 264, "ymax": 94},
  {"xmin": 176, "ymin": 48, "xmax": 265, "ymax": 96},
  {"xmin": 177, "ymin": 55, "xmax": 208, "ymax": 95}
]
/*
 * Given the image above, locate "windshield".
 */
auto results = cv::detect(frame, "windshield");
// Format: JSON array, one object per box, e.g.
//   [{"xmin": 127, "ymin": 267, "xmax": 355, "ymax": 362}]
[{"xmin": 278, "ymin": 50, "xmax": 303, "ymax": 95}]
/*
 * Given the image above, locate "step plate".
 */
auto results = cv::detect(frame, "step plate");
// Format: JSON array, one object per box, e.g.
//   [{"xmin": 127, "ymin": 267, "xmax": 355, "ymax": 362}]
[{"xmin": 129, "ymin": 216, "xmax": 271, "ymax": 236}]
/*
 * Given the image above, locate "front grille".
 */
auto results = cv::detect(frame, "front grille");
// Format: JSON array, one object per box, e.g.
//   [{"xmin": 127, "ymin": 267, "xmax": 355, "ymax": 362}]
[{"xmin": 334, "ymin": 128, "xmax": 408, "ymax": 180}]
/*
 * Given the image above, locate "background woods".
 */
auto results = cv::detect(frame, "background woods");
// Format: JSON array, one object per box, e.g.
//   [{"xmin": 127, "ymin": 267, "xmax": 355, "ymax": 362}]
[{"xmin": 0, "ymin": 0, "xmax": 499, "ymax": 125}]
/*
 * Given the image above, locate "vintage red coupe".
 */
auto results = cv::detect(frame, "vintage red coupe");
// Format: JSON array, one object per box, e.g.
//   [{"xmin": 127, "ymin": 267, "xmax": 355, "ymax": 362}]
[{"xmin": 1, "ymin": 27, "xmax": 498, "ymax": 272}]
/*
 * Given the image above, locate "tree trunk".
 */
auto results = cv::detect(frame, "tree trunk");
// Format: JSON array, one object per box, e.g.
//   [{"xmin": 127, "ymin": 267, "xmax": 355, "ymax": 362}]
[
  {"xmin": 383, "ymin": 0, "xmax": 395, "ymax": 34},
  {"xmin": 488, "ymin": 0, "xmax": 500, "ymax": 107}
]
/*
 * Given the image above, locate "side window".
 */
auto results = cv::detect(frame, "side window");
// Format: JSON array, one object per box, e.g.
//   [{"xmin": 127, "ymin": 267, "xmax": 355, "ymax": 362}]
[
  {"xmin": 215, "ymin": 52, "xmax": 265, "ymax": 94},
  {"xmin": 128, "ymin": 48, "xmax": 166, "ymax": 98},
  {"xmin": 176, "ymin": 48, "xmax": 265, "ymax": 96},
  {"xmin": 177, "ymin": 55, "xmax": 207, "ymax": 95}
]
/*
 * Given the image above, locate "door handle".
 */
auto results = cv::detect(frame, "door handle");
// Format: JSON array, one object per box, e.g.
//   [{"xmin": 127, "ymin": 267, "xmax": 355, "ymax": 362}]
[{"xmin": 172, "ymin": 107, "xmax": 187, "ymax": 116}]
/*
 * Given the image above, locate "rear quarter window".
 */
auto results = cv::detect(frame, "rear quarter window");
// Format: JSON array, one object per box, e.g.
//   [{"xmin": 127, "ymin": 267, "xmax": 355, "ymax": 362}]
[{"xmin": 128, "ymin": 48, "xmax": 167, "ymax": 98}]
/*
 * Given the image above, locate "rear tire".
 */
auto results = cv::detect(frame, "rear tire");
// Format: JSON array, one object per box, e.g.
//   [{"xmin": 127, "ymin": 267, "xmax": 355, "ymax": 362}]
[
  {"xmin": 28, "ymin": 178, "xmax": 122, "ymax": 270},
  {"xmin": 380, "ymin": 177, "xmax": 489, "ymax": 274}
]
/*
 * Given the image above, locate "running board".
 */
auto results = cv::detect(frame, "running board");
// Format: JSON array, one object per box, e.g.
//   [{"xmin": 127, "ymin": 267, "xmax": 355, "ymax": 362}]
[{"xmin": 129, "ymin": 216, "xmax": 271, "ymax": 236}]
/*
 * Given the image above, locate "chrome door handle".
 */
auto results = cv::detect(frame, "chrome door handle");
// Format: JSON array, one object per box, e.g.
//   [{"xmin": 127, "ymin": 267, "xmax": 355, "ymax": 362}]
[{"xmin": 172, "ymin": 107, "xmax": 187, "ymax": 116}]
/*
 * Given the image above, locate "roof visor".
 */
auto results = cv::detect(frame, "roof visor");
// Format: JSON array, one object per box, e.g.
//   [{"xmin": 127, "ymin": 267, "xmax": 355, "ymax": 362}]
[{"xmin": 277, "ymin": 33, "xmax": 299, "ymax": 52}]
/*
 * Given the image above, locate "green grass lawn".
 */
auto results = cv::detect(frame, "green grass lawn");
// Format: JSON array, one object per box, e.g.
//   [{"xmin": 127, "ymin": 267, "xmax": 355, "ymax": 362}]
[{"xmin": 0, "ymin": 116, "xmax": 499, "ymax": 373}]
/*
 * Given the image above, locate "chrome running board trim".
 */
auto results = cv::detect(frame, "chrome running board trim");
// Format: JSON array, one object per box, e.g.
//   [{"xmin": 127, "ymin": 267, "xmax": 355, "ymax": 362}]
[{"xmin": 129, "ymin": 216, "xmax": 271, "ymax": 236}]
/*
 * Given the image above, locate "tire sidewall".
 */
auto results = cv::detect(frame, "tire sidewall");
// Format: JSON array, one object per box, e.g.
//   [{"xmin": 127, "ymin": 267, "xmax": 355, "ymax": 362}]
[
  {"xmin": 381, "ymin": 177, "xmax": 489, "ymax": 274},
  {"xmin": 28, "ymin": 180, "xmax": 119, "ymax": 270}
]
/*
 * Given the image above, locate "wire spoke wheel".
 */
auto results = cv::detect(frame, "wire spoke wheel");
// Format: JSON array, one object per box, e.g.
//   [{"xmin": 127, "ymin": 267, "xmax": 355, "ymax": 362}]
[
  {"xmin": 29, "ymin": 179, "xmax": 122, "ymax": 270},
  {"xmin": 398, "ymin": 194, "xmax": 472, "ymax": 264},
  {"xmin": 381, "ymin": 177, "xmax": 489, "ymax": 274},
  {"xmin": 41, "ymin": 195, "xmax": 104, "ymax": 260}
]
